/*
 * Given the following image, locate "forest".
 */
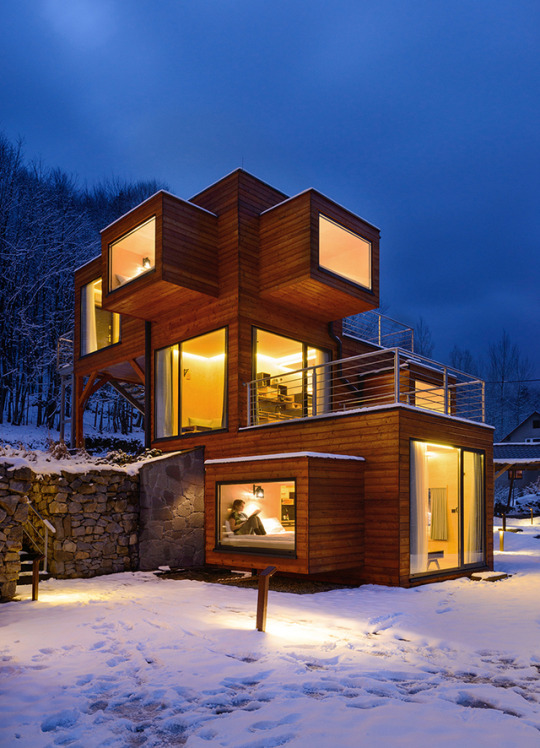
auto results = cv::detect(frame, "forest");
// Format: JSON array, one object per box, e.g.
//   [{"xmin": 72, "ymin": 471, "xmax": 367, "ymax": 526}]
[{"xmin": 0, "ymin": 130, "xmax": 537, "ymax": 443}]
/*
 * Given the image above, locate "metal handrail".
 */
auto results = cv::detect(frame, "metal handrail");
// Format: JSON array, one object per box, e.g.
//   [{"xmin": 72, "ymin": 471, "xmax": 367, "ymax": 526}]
[
  {"xmin": 246, "ymin": 347, "xmax": 485, "ymax": 427},
  {"xmin": 343, "ymin": 311, "xmax": 414, "ymax": 351},
  {"xmin": 57, "ymin": 329, "xmax": 74, "ymax": 373},
  {"xmin": 23, "ymin": 502, "xmax": 56, "ymax": 574}
]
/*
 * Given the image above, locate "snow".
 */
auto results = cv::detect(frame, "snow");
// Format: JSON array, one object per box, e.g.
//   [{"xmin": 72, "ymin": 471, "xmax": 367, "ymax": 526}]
[
  {"xmin": 2, "ymin": 522, "xmax": 540, "ymax": 747},
  {"xmin": 206, "ymin": 452, "xmax": 366, "ymax": 464}
]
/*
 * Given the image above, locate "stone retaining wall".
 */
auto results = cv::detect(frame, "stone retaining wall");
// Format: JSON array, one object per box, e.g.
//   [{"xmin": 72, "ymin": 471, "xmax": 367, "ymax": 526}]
[
  {"xmin": 0, "ymin": 450, "xmax": 206, "ymax": 601},
  {"xmin": 29, "ymin": 469, "xmax": 139, "ymax": 579},
  {"xmin": 0, "ymin": 464, "xmax": 31, "ymax": 601}
]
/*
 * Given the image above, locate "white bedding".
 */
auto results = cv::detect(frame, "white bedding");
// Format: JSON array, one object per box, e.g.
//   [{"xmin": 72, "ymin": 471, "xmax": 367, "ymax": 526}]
[{"xmin": 220, "ymin": 531, "xmax": 295, "ymax": 550}]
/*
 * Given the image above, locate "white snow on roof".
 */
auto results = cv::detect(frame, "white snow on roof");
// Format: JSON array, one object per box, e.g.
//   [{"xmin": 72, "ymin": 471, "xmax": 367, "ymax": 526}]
[{"xmin": 205, "ymin": 451, "xmax": 365, "ymax": 465}]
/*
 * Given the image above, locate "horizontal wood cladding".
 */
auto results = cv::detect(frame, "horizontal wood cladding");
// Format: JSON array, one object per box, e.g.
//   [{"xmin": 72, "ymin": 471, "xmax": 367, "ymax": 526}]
[
  {"xmin": 259, "ymin": 190, "xmax": 380, "ymax": 320},
  {"xmin": 161, "ymin": 193, "xmax": 219, "ymax": 297},
  {"xmin": 205, "ymin": 455, "xmax": 365, "ymax": 577},
  {"xmin": 101, "ymin": 192, "xmax": 219, "ymax": 320}
]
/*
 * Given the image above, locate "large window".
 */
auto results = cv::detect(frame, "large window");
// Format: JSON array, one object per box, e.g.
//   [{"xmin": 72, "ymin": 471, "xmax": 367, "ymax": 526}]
[
  {"xmin": 155, "ymin": 328, "xmax": 227, "ymax": 439},
  {"xmin": 217, "ymin": 480, "xmax": 296, "ymax": 555},
  {"xmin": 80, "ymin": 278, "xmax": 120, "ymax": 355},
  {"xmin": 318, "ymin": 214, "xmax": 371, "ymax": 290},
  {"xmin": 253, "ymin": 329, "xmax": 330, "ymax": 423},
  {"xmin": 109, "ymin": 217, "xmax": 156, "ymax": 291},
  {"xmin": 410, "ymin": 441, "xmax": 484, "ymax": 575}
]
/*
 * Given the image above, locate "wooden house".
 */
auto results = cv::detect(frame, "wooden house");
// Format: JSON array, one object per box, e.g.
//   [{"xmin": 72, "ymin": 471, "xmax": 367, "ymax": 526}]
[{"xmin": 73, "ymin": 169, "xmax": 493, "ymax": 586}]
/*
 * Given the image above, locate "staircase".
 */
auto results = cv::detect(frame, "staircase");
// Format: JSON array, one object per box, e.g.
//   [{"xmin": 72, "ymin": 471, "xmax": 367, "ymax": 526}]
[
  {"xmin": 20, "ymin": 503, "xmax": 56, "ymax": 600},
  {"xmin": 108, "ymin": 380, "xmax": 145, "ymax": 414}
]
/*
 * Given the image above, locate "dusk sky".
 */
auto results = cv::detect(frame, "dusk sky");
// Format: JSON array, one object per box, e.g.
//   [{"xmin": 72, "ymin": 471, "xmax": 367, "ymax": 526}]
[{"xmin": 1, "ymin": 0, "xmax": 539, "ymax": 373}]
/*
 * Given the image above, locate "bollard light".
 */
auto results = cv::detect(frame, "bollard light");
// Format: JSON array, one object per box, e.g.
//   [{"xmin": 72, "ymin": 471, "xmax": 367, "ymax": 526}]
[
  {"xmin": 256, "ymin": 565, "xmax": 277, "ymax": 632},
  {"xmin": 499, "ymin": 528, "xmax": 504, "ymax": 552}
]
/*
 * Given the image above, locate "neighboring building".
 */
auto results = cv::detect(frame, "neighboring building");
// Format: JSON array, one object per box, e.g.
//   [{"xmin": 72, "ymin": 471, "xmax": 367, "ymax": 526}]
[
  {"xmin": 494, "ymin": 412, "xmax": 540, "ymax": 496},
  {"xmin": 71, "ymin": 169, "xmax": 493, "ymax": 587}
]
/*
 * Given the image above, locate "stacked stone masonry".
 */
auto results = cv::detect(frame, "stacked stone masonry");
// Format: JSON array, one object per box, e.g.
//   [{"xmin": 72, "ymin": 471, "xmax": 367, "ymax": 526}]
[
  {"xmin": 0, "ymin": 464, "xmax": 31, "ymax": 601},
  {"xmin": 29, "ymin": 469, "xmax": 140, "ymax": 580},
  {"xmin": 0, "ymin": 450, "xmax": 206, "ymax": 601}
]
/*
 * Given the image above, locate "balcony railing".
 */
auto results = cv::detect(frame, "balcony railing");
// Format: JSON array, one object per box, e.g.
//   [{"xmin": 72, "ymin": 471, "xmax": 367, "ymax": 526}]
[
  {"xmin": 246, "ymin": 348, "xmax": 485, "ymax": 427},
  {"xmin": 343, "ymin": 311, "xmax": 414, "ymax": 351}
]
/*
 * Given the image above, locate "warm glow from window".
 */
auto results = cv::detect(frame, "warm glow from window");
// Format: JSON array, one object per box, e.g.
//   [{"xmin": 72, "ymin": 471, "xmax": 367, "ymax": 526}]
[
  {"xmin": 109, "ymin": 217, "xmax": 156, "ymax": 290},
  {"xmin": 318, "ymin": 214, "xmax": 371, "ymax": 289},
  {"xmin": 218, "ymin": 480, "xmax": 296, "ymax": 554},
  {"xmin": 415, "ymin": 381, "xmax": 445, "ymax": 413},
  {"xmin": 80, "ymin": 278, "xmax": 120, "ymax": 355}
]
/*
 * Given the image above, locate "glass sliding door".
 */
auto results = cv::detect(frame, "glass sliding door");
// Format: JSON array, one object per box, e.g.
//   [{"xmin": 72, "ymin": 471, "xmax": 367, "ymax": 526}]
[
  {"xmin": 463, "ymin": 450, "xmax": 484, "ymax": 565},
  {"xmin": 410, "ymin": 441, "xmax": 484, "ymax": 576}
]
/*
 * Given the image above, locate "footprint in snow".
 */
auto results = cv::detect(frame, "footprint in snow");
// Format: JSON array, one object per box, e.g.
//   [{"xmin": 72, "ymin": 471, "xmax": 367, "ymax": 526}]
[{"xmin": 249, "ymin": 713, "xmax": 301, "ymax": 732}]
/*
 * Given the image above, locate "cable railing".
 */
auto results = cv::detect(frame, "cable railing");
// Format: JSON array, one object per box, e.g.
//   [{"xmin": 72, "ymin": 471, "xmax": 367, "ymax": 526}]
[
  {"xmin": 246, "ymin": 348, "xmax": 485, "ymax": 426},
  {"xmin": 343, "ymin": 311, "xmax": 414, "ymax": 351}
]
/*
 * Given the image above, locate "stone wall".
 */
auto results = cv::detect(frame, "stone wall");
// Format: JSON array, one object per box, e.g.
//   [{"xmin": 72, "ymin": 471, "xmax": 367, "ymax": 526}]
[
  {"xmin": 0, "ymin": 464, "xmax": 31, "ymax": 601},
  {"xmin": 0, "ymin": 450, "xmax": 206, "ymax": 601},
  {"xmin": 138, "ymin": 448, "xmax": 205, "ymax": 570},
  {"xmin": 29, "ymin": 469, "xmax": 139, "ymax": 579}
]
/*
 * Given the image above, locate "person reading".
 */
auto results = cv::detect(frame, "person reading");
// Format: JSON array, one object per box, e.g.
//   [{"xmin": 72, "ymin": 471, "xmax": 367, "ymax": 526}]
[{"xmin": 228, "ymin": 500, "xmax": 266, "ymax": 535}]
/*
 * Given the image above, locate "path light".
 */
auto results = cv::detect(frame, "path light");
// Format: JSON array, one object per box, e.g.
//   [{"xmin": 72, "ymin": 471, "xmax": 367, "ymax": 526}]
[
  {"xmin": 256, "ymin": 566, "xmax": 276, "ymax": 632},
  {"xmin": 499, "ymin": 529, "xmax": 504, "ymax": 552}
]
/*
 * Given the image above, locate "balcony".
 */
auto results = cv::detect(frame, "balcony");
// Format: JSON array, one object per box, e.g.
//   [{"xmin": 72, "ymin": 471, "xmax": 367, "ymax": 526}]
[
  {"xmin": 343, "ymin": 311, "xmax": 414, "ymax": 351},
  {"xmin": 246, "ymin": 348, "xmax": 485, "ymax": 427}
]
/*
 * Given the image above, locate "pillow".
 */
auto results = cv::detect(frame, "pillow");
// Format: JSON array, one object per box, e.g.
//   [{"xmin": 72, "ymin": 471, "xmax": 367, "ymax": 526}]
[
  {"xmin": 115, "ymin": 273, "xmax": 130, "ymax": 286},
  {"xmin": 261, "ymin": 517, "xmax": 285, "ymax": 534},
  {"xmin": 188, "ymin": 416, "xmax": 222, "ymax": 429},
  {"xmin": 223, "ymin": 520, "xmax": 233, "ymax": 536}
]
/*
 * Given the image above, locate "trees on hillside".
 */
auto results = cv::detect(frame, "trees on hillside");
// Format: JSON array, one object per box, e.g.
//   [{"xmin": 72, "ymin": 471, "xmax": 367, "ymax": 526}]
[{"xmin": 0, "ymin": 132, "xmax": 165, "ymax": 433}]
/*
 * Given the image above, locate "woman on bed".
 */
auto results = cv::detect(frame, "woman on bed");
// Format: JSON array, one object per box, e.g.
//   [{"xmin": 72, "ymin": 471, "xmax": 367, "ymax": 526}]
[{"xmin": 228, "ymin": 500, "xmax": 267, "ymax": 535}]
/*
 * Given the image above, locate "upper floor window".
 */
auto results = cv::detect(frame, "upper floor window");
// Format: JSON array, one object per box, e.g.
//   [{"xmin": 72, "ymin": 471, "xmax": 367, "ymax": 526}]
[
  {"xmin": 155, "ymin": 328, "xmax": 227, "ymax": 439},
  {"xmin": 109, "ymin": 216, "xmax": 156, "ymax": 291},
  {"xmin": 253, "ymin": 328, "xmax": 330, "ymax": 422},
  {"xmin": 80, "ymin": 278, "xmax": 120, "ymax": 355},
  {"xmin": 318, "ymin": 214, "xmax": 371, "ymax": 290}
]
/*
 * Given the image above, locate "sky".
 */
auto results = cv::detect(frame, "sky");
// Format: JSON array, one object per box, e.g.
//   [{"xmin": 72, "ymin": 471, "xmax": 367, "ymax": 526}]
[{"xmin": 1, "ymin": 0, "xmax": 539, "ymax": 373}]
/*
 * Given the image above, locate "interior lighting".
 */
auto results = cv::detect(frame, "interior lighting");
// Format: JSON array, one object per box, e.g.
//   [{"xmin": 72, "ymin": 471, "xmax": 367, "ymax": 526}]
[
  {"xmin": 253, "ymin": 485, "xmax": 265, "ymax": 499},
  {"xmin": 142, "ymin": 256, "xmax": 152, "ymax": 269}
]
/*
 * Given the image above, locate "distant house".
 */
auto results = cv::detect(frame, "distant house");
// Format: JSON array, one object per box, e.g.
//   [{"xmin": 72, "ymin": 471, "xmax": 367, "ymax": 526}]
[
  {"xmin": 494, "ymin": 411, "xmax": 540, "ymax": 494},
  {"xmin": 69, "ymin": 169, "xmax": 493, "ymax": 586}
]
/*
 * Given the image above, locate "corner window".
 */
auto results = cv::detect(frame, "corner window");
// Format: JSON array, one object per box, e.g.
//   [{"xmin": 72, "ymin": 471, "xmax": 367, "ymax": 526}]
[
  {"xmin": 109, "ymin": 216, "xmax": 156, "ymax": 291},
  {"xmin": 217, "ymin": 480, "xmax": 296, "ymax": 555},
  {"xmin": 80, "ymin": 278, "xmax": 120, "ymax": 355},
  {"xmin": 318, "ymin": 214, "xmax": 371, "ymax": 289},
  {"xmin": 155, "ymin": 328, "xmax": 227, "ymax": 439},
  {"xmin": 410, "ymin": 441, "xmax": 484, "ymax": 576}
]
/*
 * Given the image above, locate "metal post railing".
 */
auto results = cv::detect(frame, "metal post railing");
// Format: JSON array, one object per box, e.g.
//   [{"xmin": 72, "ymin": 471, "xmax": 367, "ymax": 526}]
[
  {"xmin": 443, "ymin": 367, "xmax": 449, "ymax": 415},
  {"xmin": 311, "ymin": 368, "xmax": 318, "ymax": 416},
  {"xmin": 393, "ymin": 349, "xmax": 400, "ymax": 404}
]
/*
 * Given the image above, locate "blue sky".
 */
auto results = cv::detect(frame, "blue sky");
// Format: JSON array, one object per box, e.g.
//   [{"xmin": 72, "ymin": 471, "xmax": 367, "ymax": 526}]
[{"xmin": 1, "ymin": 0, "xmax": 539, "ymax": 372}]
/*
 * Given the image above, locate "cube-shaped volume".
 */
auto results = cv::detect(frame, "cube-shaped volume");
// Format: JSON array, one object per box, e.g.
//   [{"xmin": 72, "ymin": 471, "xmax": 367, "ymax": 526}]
[
  {"xmin": 259, "ymin": 190, "xmax": 379, "ymax": 320},
  {"xmin": 102, "ymin": 192, "xmax": 218, "ymax": 320},
  {"xmin": 110, "ymin": 217, "xmax": 156, "ymax": 291}
]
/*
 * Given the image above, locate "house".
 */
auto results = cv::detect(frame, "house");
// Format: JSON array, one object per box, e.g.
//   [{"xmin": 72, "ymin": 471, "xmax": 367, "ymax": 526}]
[
  {"xmin": 494, "ymin": 412, "xmax": 540, "ymax": 500},
  {"xmin": 72, "ymin": 169, "xmax": 493, "ymax": 587}
]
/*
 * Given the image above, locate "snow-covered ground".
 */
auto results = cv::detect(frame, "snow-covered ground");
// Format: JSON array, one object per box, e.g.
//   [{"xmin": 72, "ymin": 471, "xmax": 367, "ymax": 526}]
[{"xmin": 1, "ymin": 523, "xmax": 540, "ymax": 747}]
